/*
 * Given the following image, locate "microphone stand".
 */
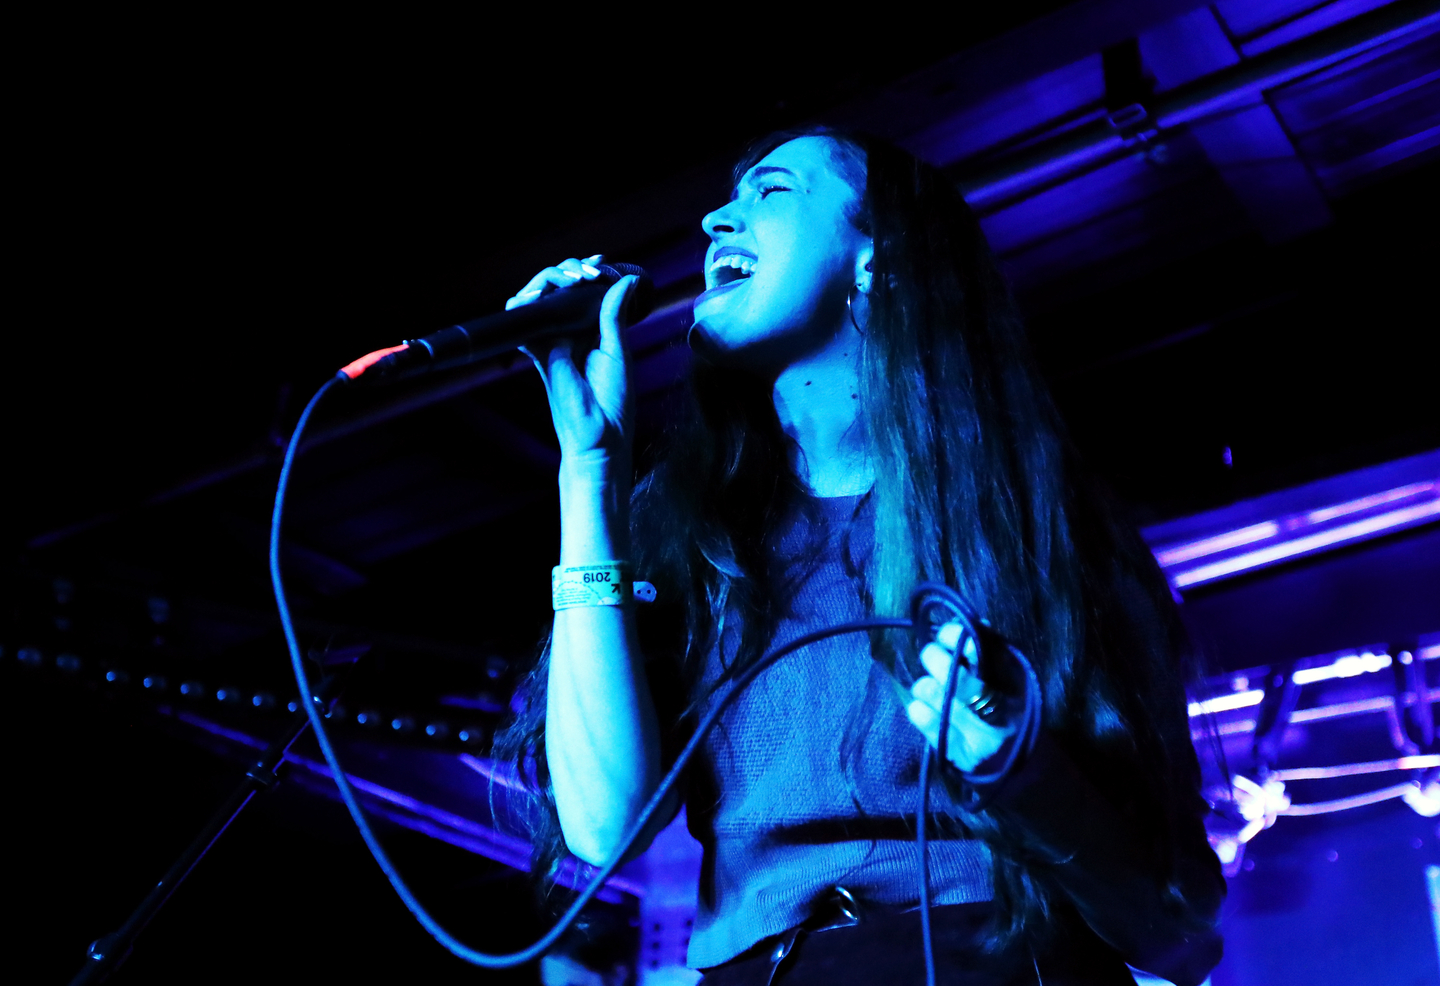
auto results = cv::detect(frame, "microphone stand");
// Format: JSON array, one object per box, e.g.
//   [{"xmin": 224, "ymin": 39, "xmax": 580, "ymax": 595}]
[{"xmin": 70, "ymin": 670, "xmax": 347, "ymax": 985}]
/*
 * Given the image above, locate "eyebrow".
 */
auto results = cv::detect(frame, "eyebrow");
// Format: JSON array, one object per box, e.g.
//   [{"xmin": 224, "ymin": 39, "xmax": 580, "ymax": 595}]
[
  {"xmin": 732, "ymin": 165, "xmax": 801, "ymax": 199},
  {"xmin": 748, "ymin": 166, "xmax": 799, "ymax": 183}
]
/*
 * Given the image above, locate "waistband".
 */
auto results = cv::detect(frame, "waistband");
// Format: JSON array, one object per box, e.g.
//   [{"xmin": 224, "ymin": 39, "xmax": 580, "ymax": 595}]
[
  {"xmin": 701, "ymin": 890, "xmax": 1135, "ymax": 986},
  {"xmin": 714, "ymin": 888, "xmax": 995, "ymax": 979}
]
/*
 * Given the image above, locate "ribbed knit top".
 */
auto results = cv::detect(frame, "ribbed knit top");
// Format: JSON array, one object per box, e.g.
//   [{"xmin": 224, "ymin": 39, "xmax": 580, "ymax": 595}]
[{"xmin": 685, "ymin": 493, "xmax": 994, "ymax": 970}]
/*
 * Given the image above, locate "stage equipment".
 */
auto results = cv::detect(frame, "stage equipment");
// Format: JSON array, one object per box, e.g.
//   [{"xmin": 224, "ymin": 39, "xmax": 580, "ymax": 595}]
[
  {"xmin": 69, "ymin": 669, "xmax": 350, "ymax": 986},
  {"xmin": 1194, "ymin": 636, "xmax": 1440, "ymax": 873},
  {"xmin": 267, "ymin": 361, "xmax": 1042, "ymax": 985},
  {"xmin": 340, "ymin": 263, "xmax": 654, "ymax": 382}
]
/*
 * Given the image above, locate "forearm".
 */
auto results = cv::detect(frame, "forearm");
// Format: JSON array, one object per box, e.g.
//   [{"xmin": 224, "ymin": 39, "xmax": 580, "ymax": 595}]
[{"xmin": 545, "ymin": 455, "xmax": 667, "ymax": 865}]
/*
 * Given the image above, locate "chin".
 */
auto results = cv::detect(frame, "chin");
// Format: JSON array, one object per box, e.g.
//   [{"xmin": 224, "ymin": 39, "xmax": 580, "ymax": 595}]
[
  {"xmin": 687, "ymin": 320, "xmax": 746, "ymax": 369},
  {"xmin": 685, "ymin": 321, "xmax": 774, "ymax": 375},
  {"xmin": 691, "ymin": 298, "xmax": 829, "ymax": 373}
]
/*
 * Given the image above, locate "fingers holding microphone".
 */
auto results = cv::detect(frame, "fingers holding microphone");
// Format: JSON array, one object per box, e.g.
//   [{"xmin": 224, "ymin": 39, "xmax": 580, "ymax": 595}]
[
  {"xmin": 507, "ymin": 254, "xmax": 606, "ymax": 311},
  {"xmin": 511, "ymin": 254, "xmax": 641, "ymax": 461},
  {"xmin": 573, "ymin": 269, "xmax": 641, "ymax": 438},
  {"xmin": 514, "ymin": 254, "xmax": 607, "ymax": 379}
]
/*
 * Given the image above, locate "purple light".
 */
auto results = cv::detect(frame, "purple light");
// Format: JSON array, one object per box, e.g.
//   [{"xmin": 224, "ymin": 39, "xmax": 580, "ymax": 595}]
[
  {"xmin": 1153, "ymin": 474, "xmax": 1440, "ymax": 589},
  {"xmin": 1272, "ymin": 754, "xmax": 1440, "ymax": 782},
  {"xmin": 1188, "ymin": 625, "xmax": 1440, "ymax": 740},
  {"xmin": 1292, "ymin": 651, "xmax": 1392, "ymax": 685},
  {"xmin": 1290, "ymin": 695, "xmax": 1396, "ymax": 724},
  {"xmin": 1304, "ymin": 480, "xmax": 1436, "ymax": 524},
  {"xmin": 1281, "ymin": 781, "xmax": 1417, "ymax": 816},
  {"xmin": 1171, "ymin": 498, "xmax": 1440, "ymax": 587},
  {"xmin": 1153, "ymin": 521, "xmax": 1278, "ymax": 567},
  {"xmin": 1189, "ymin": 689, "xmax": 1265, "ymax": 717},
  {"xmin": 1191, "ymin": 718, "xmax": 1259, "ymax": 741}
]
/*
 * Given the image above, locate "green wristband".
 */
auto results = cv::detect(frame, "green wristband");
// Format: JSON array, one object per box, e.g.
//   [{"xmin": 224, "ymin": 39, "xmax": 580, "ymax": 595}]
[{"xmin": 552, "ymin": 561, "xmax": 632, "ymax": 610}]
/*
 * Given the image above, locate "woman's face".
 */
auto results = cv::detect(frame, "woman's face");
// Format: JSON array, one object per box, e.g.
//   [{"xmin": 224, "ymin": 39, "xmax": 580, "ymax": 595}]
[{"xmin": 692, "ymin": 137, "xmax": 871, "ymax": 369}]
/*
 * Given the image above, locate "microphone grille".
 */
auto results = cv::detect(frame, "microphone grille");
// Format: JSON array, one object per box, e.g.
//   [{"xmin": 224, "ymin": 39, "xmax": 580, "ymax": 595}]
[
  {"xmin": 601, "ymin": 262, "xmax": 649, "ymax": 280},
  {"xmin": 599, "ymin": 263, "xmax": 655, "ymax": 324}
]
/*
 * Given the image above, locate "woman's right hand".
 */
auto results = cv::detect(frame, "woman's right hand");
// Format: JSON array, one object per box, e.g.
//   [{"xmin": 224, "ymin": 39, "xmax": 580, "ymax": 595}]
[
  {"xmin": 526, "ymin": 267, "xmax": 666, "ymax": 868},
  {"xmin": 510, "ymin": 254, "xmax": 640, "ymax": 472}
]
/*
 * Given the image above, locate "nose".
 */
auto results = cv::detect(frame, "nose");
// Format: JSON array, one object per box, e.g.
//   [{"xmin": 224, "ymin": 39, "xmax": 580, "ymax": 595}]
[{"xmin": 702, "ymin": 200, "xmax": 742, "ymax": 241}]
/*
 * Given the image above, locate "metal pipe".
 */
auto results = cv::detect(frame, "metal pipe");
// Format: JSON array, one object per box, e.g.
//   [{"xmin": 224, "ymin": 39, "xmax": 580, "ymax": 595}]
[{"xmin": 958, "ymin": 0, "xmax": 1440, "ymax": 211}]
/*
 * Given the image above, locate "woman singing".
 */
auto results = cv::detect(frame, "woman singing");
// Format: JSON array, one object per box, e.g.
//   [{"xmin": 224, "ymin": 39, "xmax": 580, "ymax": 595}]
[{"xmin": 498, "ymin": 129, "xmax": 1225, "ymax": 985}]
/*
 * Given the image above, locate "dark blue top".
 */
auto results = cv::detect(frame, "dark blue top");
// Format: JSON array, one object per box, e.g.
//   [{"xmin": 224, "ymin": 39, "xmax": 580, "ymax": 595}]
[{"xmin": 684, "ymin": 493, "xmax": 992, "ymax": 968}]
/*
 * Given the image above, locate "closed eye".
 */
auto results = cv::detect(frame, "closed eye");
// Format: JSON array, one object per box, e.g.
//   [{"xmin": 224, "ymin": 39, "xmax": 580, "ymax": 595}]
[{"xmin": 760, "ymin": 184, "xmax": 791, "ymax": 198}]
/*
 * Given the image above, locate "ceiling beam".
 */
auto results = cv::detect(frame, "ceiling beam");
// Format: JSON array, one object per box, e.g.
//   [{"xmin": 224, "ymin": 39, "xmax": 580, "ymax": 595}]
[
  {"xmin": 955, "ymin": 0, "xmax": 1440, "ymax": 211},
  {"xmin": 1142, "ymin": 6, "xmax": 1332, "ymax": 242}
]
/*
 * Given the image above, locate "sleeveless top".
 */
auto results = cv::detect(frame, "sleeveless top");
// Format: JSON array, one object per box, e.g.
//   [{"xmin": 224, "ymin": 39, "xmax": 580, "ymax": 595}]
[{"xmin": 684, "ymin": 493, "xmax": 994, "ymax": 969}]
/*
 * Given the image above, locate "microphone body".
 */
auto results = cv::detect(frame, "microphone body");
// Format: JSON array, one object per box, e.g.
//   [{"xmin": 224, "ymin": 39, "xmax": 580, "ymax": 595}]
[{"xmin": 353, "ymin": 263, "xmax": 653, "ymax": 382}]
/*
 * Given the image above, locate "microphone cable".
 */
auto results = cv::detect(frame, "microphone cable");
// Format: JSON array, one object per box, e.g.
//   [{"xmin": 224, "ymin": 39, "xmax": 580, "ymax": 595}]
[{"xmin": 271, "ymin": 374, "xmax": 1042, "ymax": 977}]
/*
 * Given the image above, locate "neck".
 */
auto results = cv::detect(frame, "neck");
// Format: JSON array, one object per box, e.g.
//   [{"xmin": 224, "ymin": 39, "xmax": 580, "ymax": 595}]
[{"xmin": 771, "ymin": 321, "xmax": 872, "ymax": 497}]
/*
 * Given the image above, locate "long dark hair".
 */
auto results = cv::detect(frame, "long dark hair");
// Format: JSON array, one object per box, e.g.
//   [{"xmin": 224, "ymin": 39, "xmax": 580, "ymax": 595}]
[{"xmin": 497, "ymin": 127, "xmax": 1207, "ymax": 947}]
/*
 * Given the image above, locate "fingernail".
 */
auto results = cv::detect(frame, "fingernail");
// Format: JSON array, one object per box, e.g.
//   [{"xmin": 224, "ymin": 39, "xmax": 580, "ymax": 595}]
[
  {"xmin": 580, "ymin": 264, "xmax": 600, "ymax": 277},
  {"xmin": 583, "ymin": 254, "xmax": 603, "ymax": 264},
  {"xmin": 562, "ymin": 270, "xmax": 583, "ymax": 279}
]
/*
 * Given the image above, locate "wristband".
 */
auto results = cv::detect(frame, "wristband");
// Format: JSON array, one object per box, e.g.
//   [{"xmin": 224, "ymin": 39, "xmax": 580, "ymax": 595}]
[{"xmin": 552, "ymin": 561, "xmax": 632, "ymax": 610}]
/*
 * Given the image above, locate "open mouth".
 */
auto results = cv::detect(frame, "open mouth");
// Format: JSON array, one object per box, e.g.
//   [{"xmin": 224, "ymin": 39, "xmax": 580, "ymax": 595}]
[{"xmin": 707, "ymin": 252, "xmax": 756, "ymax": 289}]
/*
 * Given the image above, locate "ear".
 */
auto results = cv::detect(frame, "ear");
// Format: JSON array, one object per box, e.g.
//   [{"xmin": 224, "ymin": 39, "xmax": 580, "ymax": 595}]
[{"xmin": 855, "ymin": 241, "xmax": 875, "ymax": 295}]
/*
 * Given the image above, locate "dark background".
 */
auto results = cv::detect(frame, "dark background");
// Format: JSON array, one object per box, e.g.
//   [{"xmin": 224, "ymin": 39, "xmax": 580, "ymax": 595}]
[
  {"xmin": 7, "ymin": 7, "xmax": 1437, "ymax": 984},
  {"xmin": 9, "ymin": 15, "xmax": 1076, "ymax": 984}
]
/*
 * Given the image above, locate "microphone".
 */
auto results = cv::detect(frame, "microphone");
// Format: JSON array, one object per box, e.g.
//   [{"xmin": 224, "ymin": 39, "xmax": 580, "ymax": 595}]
[{"xmin": 340, "ymin": 263, "xmax": 654, "ymax": 382}]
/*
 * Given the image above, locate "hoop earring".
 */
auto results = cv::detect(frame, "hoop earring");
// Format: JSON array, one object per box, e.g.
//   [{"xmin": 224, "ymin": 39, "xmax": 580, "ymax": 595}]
[{"xmin": 847, "ymin": 285, "xmax": 866, "ymax": 335}]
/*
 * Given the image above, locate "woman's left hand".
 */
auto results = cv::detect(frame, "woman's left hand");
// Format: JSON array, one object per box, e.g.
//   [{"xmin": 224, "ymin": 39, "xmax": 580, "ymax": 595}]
[{"xmin": 906, "ymin": 622, "xmax": 1013, "ymax": 772}]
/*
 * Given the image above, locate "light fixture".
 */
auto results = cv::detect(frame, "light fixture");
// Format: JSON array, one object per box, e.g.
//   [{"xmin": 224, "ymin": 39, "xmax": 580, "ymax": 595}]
[
  {"xmin": 1150, "ymin": 477, "xmax": 1439, "ymax": 589},
  {"xmin": 1189, "ymin": 689, "xmax": 1265, "ymax": 717},
  {"xmin": 1292, "ymin": 651, "xmax": 1392, "ymax": 685}
]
